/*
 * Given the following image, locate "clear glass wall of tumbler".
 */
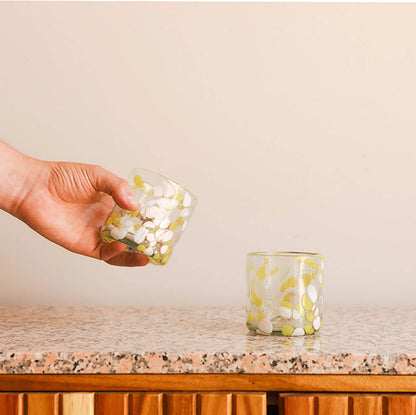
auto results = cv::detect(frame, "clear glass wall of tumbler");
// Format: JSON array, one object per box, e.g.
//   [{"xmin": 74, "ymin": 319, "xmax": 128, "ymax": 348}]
[{"xmin": 246, "ymin": 251, "xmax": 323, "ymax": 336}]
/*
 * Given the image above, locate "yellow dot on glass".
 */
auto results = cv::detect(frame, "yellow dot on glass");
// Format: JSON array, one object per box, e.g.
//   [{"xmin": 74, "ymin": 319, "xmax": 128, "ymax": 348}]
[
  {"xmin": 256, "ymin": 266, "xmax": 267, "ymax": 281},
  {"xmin": 251, "ymin": 291, "xmax": 263, "ymax": 307},
  {"xmin": 133, "ymin": 175, "xmax": 144, "ymax": 188},
  {"xmin": 302, "ymin": 274, "xmax": 312, "ymax": 287},
  {"xmin": 280, "ymin": 301, "xmax": 293, "ymax": 310},
  {"xmin": 306, "ymin": 312, "xmax": 314, "ymax": 322},
  {"xmin": 161, "ymin": 255, "xmax": 170, "ymax": 265},
  {"xmin": 283, "ymin": 292, "xmax": 294, "ymax": 302},
  {"xmin": 302, "ymin": 294, "xmax": 313, "ymax": 311},
  {"xmin": 304, "ymin": 323, "xmax": 315, "ymax": 335},
  {"xmin": 174, "ymin": 190, "xmax": 183, "ymax": 203},
  {"xmin": 295, "ymin": 302, "xmax": 305, "ymax": 316},
  {"xmin": 170, "ymin": 218, "xmax": 183, "ymax": 231},
  {"xmin": 282, "ymin": 325, "xmax": 295, "ymax": 336},
  {"xmin": 106, "ymin": 213, "xmax": 116, "ymax": 226},
  {"xmin": 250, "ymin": 280, "xmax": 263, "ymax": 307},
  {"xmin": 304, "ymin": 258, "xmax": 318, "ymax": 268}
]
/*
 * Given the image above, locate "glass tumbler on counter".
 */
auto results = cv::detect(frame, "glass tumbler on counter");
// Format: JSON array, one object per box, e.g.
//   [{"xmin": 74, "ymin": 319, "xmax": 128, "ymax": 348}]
[
  {"xmin": 246, "ymin": 251, "xmax": 324, "ymax": 336},
  {"xmin": 101, "ymin": 168, "xmax": 197, "ymax": 265}
]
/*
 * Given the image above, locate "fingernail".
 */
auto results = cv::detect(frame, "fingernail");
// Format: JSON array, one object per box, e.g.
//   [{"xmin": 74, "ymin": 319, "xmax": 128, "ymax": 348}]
[{"xmin": 128, "ymin": 194, "xmax": 139, "ymax": 207}]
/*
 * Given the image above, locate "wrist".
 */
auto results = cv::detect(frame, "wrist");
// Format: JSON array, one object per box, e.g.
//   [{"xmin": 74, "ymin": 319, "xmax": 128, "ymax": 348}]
[{"xmin": 0, "ymin": 141, "xmax": 47, "ymax": 217}]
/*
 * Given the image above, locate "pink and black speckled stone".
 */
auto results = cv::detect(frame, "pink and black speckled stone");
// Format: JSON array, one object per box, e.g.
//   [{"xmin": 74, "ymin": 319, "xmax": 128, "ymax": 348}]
[{"xmin": 0, "ymin": 306, "xmax": 415, "ymax": 374}]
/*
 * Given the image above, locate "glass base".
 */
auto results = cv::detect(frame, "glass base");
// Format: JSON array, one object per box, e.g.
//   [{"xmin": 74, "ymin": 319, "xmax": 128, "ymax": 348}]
[
  {"xmin": 246, "ymin": 322, "xmax": 319, "ymax": 337},
  {"xmin": 101, "ymin": 230, "xmax": 167, "ymax": 266}
]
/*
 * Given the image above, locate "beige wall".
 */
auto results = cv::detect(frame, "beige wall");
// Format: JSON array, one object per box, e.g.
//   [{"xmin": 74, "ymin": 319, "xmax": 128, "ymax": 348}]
[{"xmin": 0, "ymin": 2, "xmax": 415, "ymax": 306}]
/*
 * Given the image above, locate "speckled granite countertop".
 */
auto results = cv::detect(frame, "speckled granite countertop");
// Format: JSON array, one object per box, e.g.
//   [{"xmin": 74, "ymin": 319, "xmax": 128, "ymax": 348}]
[{"xmin": 0, "ymin": 306, "xmax": 414, "ymax": 375}]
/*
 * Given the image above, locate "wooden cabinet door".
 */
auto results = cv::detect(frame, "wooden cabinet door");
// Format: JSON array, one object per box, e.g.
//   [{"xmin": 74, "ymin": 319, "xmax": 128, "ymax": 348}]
[
  {"xmin": 279, "ymin": 393, "xmax": 416, "ymax": 415},
  {"xmin": 61, "ymin": 393, "xmax": 94, "ymax": 415},
  {"xmin": 26, "ymin": 393, "xmax": 60, "ymax": 415},
  {"xmin": 11, "ymin": 392, "xmax": 265, "ymax": 415},
  {"xmin": 0, "ymin": 393, "xmax": 24, "ymax": 415},
  {"xmin": 129, "ymin": 393, "xmax": 164, "ymax": 415},
  {"xmin": 387, "ymin": 395, "xmax": 416, "ymax": 415},
  {"xmin": 95, "ymin": 393, "xmax": 129, "ymax": 414},
  {"xmin": 234, "ymin": 393, "xmax": 267, "ymax": 415}
]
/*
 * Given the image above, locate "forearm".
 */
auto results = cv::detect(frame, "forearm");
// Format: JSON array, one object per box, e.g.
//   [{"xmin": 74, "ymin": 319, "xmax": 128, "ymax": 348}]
[{"xmin": 0, "ymin": 141, "xmax": 45, "ymax": 216}]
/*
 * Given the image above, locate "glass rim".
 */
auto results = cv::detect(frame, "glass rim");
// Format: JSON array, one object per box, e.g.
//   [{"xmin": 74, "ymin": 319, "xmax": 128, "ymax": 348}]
[
  {"xmin": 129, "ymin": 167, "xmax": 197, "ymax": 202},
  {"xmin": 247, "ymin": 251, "xmax": 322, "ymax": 257}
]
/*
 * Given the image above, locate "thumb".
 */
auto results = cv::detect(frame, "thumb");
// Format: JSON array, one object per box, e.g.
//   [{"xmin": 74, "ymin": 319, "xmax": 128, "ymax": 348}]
[{"xmin": 91, "ymin": 166, "xmax": 140, "ymax": 211}]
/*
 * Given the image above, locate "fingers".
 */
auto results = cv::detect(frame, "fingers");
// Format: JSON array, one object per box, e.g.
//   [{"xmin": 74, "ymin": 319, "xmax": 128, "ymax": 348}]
[
  {"xmin": 105, "ymin": 251, "xmax": 150, "ymax": 267},
  {"xmin": 98, "ymin": 241, "xmax": 149, "ymax": 267},
  {"xmin": 91, "ymin": 166, "xmax": 139, "ymax": 211},
  {"xmin": 98, "ymin": 240, "xmax": 127, "ymax": 260}
]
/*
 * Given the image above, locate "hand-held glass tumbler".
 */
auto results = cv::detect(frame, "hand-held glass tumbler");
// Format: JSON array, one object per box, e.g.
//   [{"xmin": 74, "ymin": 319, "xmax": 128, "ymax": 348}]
[{"xmin": 101, "ymin": 168, "xmax": 197, "ymax": 265}]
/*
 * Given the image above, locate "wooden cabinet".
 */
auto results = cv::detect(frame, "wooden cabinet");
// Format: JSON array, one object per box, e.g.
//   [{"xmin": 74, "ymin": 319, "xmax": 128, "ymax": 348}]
[
  {"xmin": 278, "ymin": 393, "xmax": 416, "ymax": 415},
  {"xmin": 4, "ymin": 391, "xmax": 416, "ymax": 414},
  {"xmin": 1, "ymin": 374, "xmax": 416, "ymax": 414},
  {"xmin": 0, "ymin": 392, "xmax": 266, "ymax": 415}
]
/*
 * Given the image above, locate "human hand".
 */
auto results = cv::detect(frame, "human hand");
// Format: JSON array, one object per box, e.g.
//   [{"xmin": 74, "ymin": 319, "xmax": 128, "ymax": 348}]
[{"xmin": 0, "ymin": 142, "xmax": 149, "ymax": 267}]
